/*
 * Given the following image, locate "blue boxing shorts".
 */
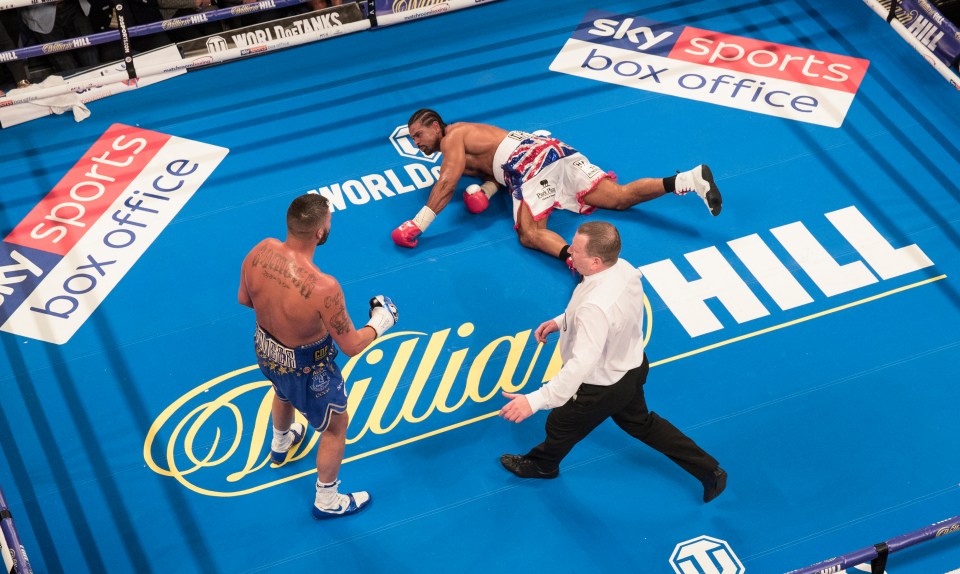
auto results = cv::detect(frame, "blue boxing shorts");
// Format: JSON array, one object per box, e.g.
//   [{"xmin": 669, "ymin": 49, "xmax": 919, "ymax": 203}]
[{"xmin": 254, "ymin": 324, "xmax": 347, "ymax": 432}]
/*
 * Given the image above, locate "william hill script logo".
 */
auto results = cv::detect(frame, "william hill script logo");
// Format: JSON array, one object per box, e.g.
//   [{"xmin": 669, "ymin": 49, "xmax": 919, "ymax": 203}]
[
  {"xmin": 145, "ymin": 323, "xmax": 568, "ymax": 496},
  {"xmin": 145, "ymin": 205, "xmax": 938, "ymax": 496},
  {"xmin": 936, "ymin": 522, "xmax": 960, "ymax": 537}
]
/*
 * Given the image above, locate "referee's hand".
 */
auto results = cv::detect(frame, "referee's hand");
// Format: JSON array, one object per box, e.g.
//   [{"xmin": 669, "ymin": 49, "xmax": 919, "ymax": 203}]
[
  {"xmin": 500, "ymin": 392, "xmax": 533, "ymax": 423},
  {"xmin": 534, "ymin": 319, "xmax": 559, "ymax": 343}
]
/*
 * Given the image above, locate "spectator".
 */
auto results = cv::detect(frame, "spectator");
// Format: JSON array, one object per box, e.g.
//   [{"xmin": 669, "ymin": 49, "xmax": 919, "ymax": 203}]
[
  {"xmin": 938, "ymin": 0, "xmax": 960, "ymax": 25},
  {"xmin": 86, "ymin": 0, "xmax": 175, "ymax": 62},
  {"xmin": 20, "ymin": 0, "xmax": 101, "ymax": 74},
  {"xmin": 309, "ymin": 0, "xmax": 343, "ymax": 9},
  {"xmin": 0, "ymin": 9, "xmax": 30, "ymax": 95}
]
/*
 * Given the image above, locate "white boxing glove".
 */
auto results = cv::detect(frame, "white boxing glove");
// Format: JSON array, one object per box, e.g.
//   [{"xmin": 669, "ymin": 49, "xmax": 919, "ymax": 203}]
[{"xmin": 366, "ymin": 295, "xmax": 399, "ymax": 337}]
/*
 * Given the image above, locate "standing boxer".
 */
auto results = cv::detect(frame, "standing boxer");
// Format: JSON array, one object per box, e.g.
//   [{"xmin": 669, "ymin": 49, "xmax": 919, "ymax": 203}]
[{"xmin": 239, "ymin": 194, "xmax": 398, "ymax": 518}]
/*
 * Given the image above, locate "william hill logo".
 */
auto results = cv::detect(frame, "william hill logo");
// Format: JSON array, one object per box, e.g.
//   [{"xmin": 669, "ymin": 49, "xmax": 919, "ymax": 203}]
[
  {"xmin": 550, "ymin": 10, "xmax": 870, "ymax": 127},
  {"xmin": 145, "ymin": 205, "xmax": 941, "ymax": 497},
  {"xmin": 145, "ymin": 323, "xmax": 565, "ymax": 496}
]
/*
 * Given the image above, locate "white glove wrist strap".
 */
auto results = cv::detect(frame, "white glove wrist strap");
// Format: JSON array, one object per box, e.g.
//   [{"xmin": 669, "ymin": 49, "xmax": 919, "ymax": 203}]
[
  {"xmin": 366, "ymin": 310, "xmax": 391, "ymax": 338},
  {"xmin": 480, "ymin": 181, "xmax": 498, "ymax": 198},
  {"xmin": 413, "ymin": 206, "xmax": 436, "ymax": 231}
]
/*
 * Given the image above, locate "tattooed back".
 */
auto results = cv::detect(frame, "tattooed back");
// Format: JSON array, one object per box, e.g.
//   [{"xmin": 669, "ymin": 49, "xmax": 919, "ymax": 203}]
[{"xmin": 240, "ymin": 238, "xmax": 333, "ymax": 347}]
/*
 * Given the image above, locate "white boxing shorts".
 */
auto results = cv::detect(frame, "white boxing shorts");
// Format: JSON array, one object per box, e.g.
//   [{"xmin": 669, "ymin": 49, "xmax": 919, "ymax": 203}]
[{"xmin": 492, "ymin": 130, "xmax": 612, "ymax": 223}]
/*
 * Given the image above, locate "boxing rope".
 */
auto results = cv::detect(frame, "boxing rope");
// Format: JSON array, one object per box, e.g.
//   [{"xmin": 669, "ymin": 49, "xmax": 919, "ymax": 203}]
[
  {"xmin": 787, "ymin": 515, "xmax": 960, "ymax": 574},
  {"xmin": 0, "ymin": 0, "xmax": 56, "ymax": 10},
  {"xmin": 0, "ymin": 0, "xmax": 501, "ymax": 111},
  {"xmin": 862, "ymin": 0, "xmax": 960, "ymax": 89},
  {"xmin": 0, "ymin": 484, "xmax": 32, "ymax": 574},
  {"xmin": 0, "ymin": 0, "xmax": 311, "ymax": 64}
]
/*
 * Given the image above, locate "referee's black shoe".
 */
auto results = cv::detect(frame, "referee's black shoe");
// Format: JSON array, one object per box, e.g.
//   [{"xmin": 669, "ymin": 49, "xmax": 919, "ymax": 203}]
[
  {"xmin": 702, "ymin": 467, "xmax": 727, "ymax": 503},
  {"xmin": 500, "ymin": 454, "xmax": 559, "ymax": 479}
]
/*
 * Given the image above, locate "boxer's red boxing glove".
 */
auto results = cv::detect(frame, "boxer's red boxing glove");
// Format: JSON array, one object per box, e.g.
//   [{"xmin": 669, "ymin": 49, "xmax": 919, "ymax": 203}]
[
  {"xmin": 391, "ymin": 220, "xmax": 422, "ymax": 248},
  {"xmin": 463, "ymin": 184, "xmax": 490, "ymax": 214}
]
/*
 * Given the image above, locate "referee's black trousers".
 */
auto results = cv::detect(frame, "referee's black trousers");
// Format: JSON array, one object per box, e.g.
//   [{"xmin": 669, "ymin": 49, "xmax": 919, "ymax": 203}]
[{"xmin": 525, "ymin": 355, "xmax": 718, "ymax": 482}]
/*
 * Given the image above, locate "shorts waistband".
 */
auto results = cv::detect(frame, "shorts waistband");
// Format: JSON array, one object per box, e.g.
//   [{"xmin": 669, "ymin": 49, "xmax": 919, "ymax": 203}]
[
  {"xmin": 255, "ymin": 324, "xmax": 334, "ymax": 370},
  {"xmin": 492, "ymin": 130, "xmax": 535, "ymax": 185}
]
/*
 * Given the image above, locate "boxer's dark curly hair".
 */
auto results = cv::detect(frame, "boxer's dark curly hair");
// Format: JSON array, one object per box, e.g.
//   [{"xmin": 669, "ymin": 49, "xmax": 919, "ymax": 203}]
[{"xmin": 408, "ymin": 108, "xmax": 447, "ymax": 135}]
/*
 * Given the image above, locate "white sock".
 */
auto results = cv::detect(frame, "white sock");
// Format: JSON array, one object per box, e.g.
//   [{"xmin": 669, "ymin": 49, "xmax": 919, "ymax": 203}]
[
  {"xmin": 271, "ymin": 427, "xmax": 291, "ymax": 451},
  {"xmin": 315, "ymin": 479, "xmax": 343, "ymax": 508}
]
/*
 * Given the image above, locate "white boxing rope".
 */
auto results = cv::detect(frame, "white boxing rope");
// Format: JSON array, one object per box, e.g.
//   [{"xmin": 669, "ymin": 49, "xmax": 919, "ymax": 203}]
[
  {"xmin": 861, "ymin": 0, "xmax": 960, "ymax": 90},
  {"xmin": 375, "ymin": 0, "xmax": 501, "ymax": 27},
  {"xmin": 0, "ymin": 0, "xmax": 502, "ymax": 111},
  {"xmin": 0, "ymin": 0, "xmax": 57, "ymax": 10}
]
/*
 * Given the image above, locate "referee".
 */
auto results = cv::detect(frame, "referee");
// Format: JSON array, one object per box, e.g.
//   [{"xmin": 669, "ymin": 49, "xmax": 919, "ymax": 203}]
[{"xmin": 499, "ymin": 221, "xmax": 727, "ymax": 503}]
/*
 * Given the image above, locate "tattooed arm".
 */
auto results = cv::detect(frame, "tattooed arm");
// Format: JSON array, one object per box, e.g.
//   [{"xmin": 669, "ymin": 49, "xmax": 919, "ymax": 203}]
[{"xmin": 316, "ymin": 275, "xmax": 377, "ymax": 356}]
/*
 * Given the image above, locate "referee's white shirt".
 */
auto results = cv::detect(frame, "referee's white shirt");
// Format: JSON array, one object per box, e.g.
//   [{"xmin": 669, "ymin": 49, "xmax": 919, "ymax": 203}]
[{"xmin": 526, "ymin": 258, "xmax": 646, "ymax": 413}]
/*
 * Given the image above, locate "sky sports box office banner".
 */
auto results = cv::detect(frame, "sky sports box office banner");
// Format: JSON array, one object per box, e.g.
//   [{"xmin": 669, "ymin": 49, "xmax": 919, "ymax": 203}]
[
  {"xmin": 0, "ymin": 124, "xmax": 229, "ymax": 344},
  {"xmin": 549, "ymin": 10, "xmax": 871, "ymax": 128}
]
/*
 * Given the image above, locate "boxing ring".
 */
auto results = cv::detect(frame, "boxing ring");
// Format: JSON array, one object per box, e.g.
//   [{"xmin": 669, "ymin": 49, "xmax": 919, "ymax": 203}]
[{"xmin": 2, "ymin": 0, "xmax": 960, "ymax": 572}]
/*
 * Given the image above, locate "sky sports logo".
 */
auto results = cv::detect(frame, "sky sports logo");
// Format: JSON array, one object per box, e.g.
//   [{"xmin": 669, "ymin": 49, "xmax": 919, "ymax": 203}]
[
  {"xmin": 550, "ymin": 10, "xmax": 870, "ymax": 127},
  {"xmin": 0, "ymin": 124, "xmax": 228, "ymax": 345}
]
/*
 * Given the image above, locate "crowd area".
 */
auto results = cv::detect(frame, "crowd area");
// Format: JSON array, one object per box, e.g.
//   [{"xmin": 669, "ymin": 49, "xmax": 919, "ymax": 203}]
[
  {"xmin": 939, "ymin": 0, "xmax": 960, "ymax": 23},
  {"xmin": 0, "ymin": 0, "xmax": 353, "ymax": 95},
  {"xmin": 2, "ymin": 0, "xmax": 959, "ymax": 97}
]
